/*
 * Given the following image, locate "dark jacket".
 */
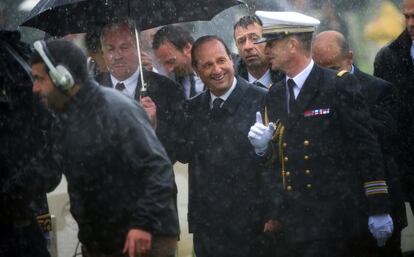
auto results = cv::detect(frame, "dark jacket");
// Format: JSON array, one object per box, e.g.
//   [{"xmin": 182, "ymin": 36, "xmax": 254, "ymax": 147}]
[
  {"xmin": 96, "ymin": 70, "xmax": 186, "ymax": 163},
  {"xmin": 48, "ymin": 80, "xmax": 179, "ymax": 254},
  {"xmin": 353, "ymin": 66, "xmax": 407, "ymax": 230},
  {"xmin": 262, "ymin": 64, "xmax": 389, "ymax": 242},
  {"xmin": 0, "ymin": 31, "xmax": 54, "ymax": 257},
  {"xmin": 374, "ymin": 29, "xmax": 414, "ymax": 209},
  {"xmin": 176, "ymin": 78, "xmax": 279, "ymax": 256}
]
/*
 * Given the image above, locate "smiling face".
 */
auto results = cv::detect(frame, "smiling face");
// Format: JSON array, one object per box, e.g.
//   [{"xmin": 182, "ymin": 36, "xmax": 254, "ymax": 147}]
[
  {"xmin": 234, "ymin": 23, "xmax": 268, "ymax": 69},
  {"xmin": 193, "ymin": 39, "xmax": 234, "ymax": 96},
  {"xmin": 101, "ymin": 24, "xmax": 139, "ymax": 81}
]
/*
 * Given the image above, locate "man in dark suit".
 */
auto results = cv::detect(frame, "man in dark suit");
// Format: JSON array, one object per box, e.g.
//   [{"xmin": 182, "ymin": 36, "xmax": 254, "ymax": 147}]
[
  {"xmin": 313, "ymin": 30, "xmax": 407, "ymax": 257},
  {"xmin": 233, "ymin": 15, "xmax": 284, "ymax": 89},
  {"xmin": 97, "ymin": 19, "xmax": 186, "ymax": 162},
  {"xmin": 152, "ymin": 25, "xmax": 204, "ymax": 99},
  {"xmin": 176, "ymin": 35, "xmax": 278, "ymax": 257},
  {"xmin": 374, "ymin": 0, "xmax": 414, "ymax": 215},
  {"xmin": 248, "ymin": 11, "xmax": 392, "ymax": 257}
]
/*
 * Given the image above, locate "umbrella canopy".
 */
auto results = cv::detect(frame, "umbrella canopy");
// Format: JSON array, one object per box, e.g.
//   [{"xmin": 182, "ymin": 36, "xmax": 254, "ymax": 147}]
[{"xmin": 21, "ymin": 0, "xmax": 245, "ymax": 36}]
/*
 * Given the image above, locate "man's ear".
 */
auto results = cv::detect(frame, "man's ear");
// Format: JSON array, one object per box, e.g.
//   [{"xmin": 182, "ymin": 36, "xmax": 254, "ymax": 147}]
[
  {"xmin": 183, "ymin": 43, "xmax": 192, "ymax": 55},
  {"xmin": 347, "ymin": 51, "xmax": 353, "ymax": 65}
]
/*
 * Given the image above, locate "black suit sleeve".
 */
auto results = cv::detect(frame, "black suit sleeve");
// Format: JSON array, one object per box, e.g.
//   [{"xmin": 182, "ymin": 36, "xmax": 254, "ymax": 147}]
[{"xmin": 335, "ymin": 73, "xmax": 389, "ymax": 215}]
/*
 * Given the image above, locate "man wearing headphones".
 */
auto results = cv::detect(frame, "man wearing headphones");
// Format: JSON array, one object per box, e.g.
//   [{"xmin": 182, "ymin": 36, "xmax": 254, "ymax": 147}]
[{"xmin": 31, "ymin": 39, "xmax": 179, "ymax": 257}]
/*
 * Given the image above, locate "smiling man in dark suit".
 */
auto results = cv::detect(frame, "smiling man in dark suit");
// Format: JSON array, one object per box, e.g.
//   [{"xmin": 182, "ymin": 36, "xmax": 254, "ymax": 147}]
[
  {"xmin": 176, "ymin": 35, "xmax": 278, "ymax": 257},
  {"xmin": 248, "ymin": 11, "xmax": 392, "ymax": 257},
  {"xmin": 97, "ymin": 19, "xmax": 186, "ymax": 162},
  {"xmin": 312, "ymin": 30, "xmax": 407, "ymax": 257}
]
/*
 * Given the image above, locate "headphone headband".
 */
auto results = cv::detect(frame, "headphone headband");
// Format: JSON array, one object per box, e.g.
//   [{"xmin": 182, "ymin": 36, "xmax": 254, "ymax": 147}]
[{"xmin": 33, "ymin": 40, "xmax": 74, "ymax": 91}]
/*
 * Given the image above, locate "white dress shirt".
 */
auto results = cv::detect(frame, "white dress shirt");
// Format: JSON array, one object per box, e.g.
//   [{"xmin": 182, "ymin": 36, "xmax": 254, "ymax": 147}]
[
  {"xmin": 210, "ymin": 77, "xmax": 237, "ymax": 109},
  {"xmin": 110, "ymin": 69, "xmax": 140, "ymax": 98},
  {"xmin": 183, "ymin": 73, "xmax": 204, "ymax": 99},
  {"xmin": 248, "ymin": 69, "xmax": 272, "ymax": 88},
  {"xmin": 411, "ymin": 41, "xmax": 414, "ymax": 62},
  {"xmin": 286, "ymin": 60, "xmax": 314, "ymax": 99}
]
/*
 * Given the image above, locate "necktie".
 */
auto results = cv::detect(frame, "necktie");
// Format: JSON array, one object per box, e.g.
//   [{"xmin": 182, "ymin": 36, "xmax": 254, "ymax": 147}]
[
  {"xmin": 115, "ymin": 82, "xmax": 126, "ymax": 91},
  {"xmin": 189, "ymin": 74, "xmax": 197, "ymax": 98},
  {"xmin": 254, "ymin": 81, "xmax": 266, "ymax": 88},
  {"xmin": 287, "ymin": 79, "xmax": 296, "ymax": 114},
  {"xmin": 212, "ymin": 98, "xmax": 224, "ymax": 111}
]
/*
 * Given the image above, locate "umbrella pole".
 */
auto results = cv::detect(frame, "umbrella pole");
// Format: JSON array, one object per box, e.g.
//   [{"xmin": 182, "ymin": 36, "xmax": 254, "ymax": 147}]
[{"xmin": 134, "ymin": 22, "xmax": 147, "ymax": 95}]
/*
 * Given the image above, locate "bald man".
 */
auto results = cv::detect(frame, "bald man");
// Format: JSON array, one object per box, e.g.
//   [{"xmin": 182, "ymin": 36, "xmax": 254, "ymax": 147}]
[{"xmin": 313, "ymin": 30, "xmax": 407, "ymax": 257}]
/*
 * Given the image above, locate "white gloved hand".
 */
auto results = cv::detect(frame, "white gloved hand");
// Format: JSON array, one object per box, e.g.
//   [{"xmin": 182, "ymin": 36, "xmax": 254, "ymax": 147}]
[
  {"xmin": 248, "ymin": 112, "xmax": 275, "ymax": 155},
  {"xmin": 368, "ymin": 214, "xmax": 394, "ymax": 247}
]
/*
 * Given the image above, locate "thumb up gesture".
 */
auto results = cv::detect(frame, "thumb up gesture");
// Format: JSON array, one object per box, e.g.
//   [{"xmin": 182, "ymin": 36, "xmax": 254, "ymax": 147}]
[{"xmin": 248, "ymin": 112, "xmax": 275, "ymax": 155}]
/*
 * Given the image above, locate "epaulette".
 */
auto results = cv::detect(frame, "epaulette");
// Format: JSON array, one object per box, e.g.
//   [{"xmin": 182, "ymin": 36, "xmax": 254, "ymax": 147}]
[{"xmin": 336, "ymin": 70, "xmax": 348, "ymax": 77}]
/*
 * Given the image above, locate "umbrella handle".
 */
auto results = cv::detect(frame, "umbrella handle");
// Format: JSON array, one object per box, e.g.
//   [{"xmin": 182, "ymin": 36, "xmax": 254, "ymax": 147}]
[{"xmin": 134, "ymin": 24, "xmax": 147, "ymax": 93}]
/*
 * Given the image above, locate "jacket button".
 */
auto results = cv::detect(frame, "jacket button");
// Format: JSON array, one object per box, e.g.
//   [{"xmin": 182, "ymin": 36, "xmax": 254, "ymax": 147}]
[
  {"xmin": 284, "ymin": 157, "xmax": 288, "ymax": 162},
  {"xmin": 285, "ymin": 171, "xmax": 290, "ymax": 176},
  {"xmin": 305, "ymin": 169, "xmax": 311, "ymax": 175},
  {"xmin": 283, "ymin": 142, "xmax": 287, "ymax": 148},
  {"xmin": 286, "ymin": 185, "xmax": 292, "ymax": 191},
  {"xmin": 306, "ymin": 184, "xmax": 312, "ymax": 189},
  {"xmin": 304, "ymin": 155, "xmax": 309, "ymax": 160},
  {"xmin": 304, "ymin": 140, "xmax": 310, "ymax": 146}
]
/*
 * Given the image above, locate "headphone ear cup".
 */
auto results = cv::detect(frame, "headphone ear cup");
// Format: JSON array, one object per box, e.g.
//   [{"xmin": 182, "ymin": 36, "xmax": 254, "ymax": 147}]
[{"xmin": 55, "ymin": 65, "xmax": 74, "ymax": 90}]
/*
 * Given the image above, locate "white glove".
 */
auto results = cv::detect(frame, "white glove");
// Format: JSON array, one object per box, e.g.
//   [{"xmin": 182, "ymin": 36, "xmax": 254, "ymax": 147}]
[
  {"xmin": 248, "ymin": 112, "xmax": 275, "ymax": 155},
  {"xmin": 368, "ymin": 214, "xmax": 394, "ymax": 247}
]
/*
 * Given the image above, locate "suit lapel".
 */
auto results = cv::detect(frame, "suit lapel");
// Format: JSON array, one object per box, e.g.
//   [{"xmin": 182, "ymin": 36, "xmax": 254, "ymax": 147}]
[
  {"xmin": 221, "ymin": 80, "xmax": 245, "ymax": 115},
  {"xmin": 268, "ymin": 81, "xmax": 289, "ymax": 128}
]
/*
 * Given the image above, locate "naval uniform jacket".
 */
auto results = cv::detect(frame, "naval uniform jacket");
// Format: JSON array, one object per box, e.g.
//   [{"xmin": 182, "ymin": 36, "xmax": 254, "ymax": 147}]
[
  {"xmin": 262, "ymin": 64, "xmax": 389, "ymax": 242},
  {"xmin": 96, "ymin": 70, "xmax": 186, "ymax": 162}
]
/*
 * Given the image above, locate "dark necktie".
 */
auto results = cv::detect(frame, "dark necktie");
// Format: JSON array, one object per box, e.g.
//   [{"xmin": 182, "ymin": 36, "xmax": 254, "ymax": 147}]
[
  {"xmin": 287, "ymin": 79, "xmax": 296, "ymax": 114},
  {"xmin": 212, "ymin": 98, "xmax": 224, "ymax": 111},
  {"xmin": 189, "ymin": 74, "xmax": 197, "ymax": 98},
  {"xmin": 115, "ymin": 82, "xmax": 126, "ymax": 91},
  {"xmin": 254, "ymin": 81, "xmax": 266, "ymax": 88}
]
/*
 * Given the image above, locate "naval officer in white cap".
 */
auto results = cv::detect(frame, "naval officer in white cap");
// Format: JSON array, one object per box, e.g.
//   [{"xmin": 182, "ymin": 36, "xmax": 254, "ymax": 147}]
[{"xmin": 247, "ymin": 11, "xmax": 393, "ymax": 257}]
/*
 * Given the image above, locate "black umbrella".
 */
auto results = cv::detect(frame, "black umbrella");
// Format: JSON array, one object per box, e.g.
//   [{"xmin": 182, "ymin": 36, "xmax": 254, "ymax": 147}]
[
  {"xmin": 20, "ymin": 0, "xmax": 245, "ymax": 36},
  {"xmin": 21, "ymin": 0, "xmax": 245, "ymax": 93}
]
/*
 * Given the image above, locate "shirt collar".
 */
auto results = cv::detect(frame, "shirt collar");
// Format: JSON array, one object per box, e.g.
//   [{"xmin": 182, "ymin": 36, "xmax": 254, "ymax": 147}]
[
  {"xmin": 210, "ymin": 77, "xmax": 237, "ymax": 107},
  {"xmin": 411, "ymin": 41, "xmax": 414, "ymax": 60},
  {"xmin": 110, "ymin": 69, "xmax": 140, "ymax": 97},
  {"xmin": 248, "ymin": 69, "xmax": 272, "ymax": 88},
  {"xmin": 286, "ymin": 59, "xmax": 314, "ymax": 91},
  {"xmin": 350, "ymin": 64, "xmax": 355, "ymax": 74}
]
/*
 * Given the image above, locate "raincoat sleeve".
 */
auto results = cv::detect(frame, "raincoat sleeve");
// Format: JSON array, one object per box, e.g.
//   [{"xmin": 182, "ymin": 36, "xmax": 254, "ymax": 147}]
[
  {"xmin": 2, "ymin": 113, "xmax": 62, "ymax": 198},
  {"xmin": 116, "ymin": 104, "xmax": 175, "ymax": 233}
]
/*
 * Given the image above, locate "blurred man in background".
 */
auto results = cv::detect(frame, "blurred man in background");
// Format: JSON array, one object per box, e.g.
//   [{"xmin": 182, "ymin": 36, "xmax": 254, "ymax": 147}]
[
  {"xmin": 153, "ymin": 25, "xmax": 204, "ymax": 99},
  {"xmin": 233, "ymin": 15, "xmax": 284, "ymax": 89},
  {"xmin": 97, "ymin": 19, "xmax": 186, "ymax": 162}
]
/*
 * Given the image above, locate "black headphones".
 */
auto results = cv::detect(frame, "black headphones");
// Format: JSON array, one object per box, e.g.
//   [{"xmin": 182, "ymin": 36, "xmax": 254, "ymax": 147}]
[{"xmin": 33, "ymin": 40, "xmax": 75, "ymax": 91}]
